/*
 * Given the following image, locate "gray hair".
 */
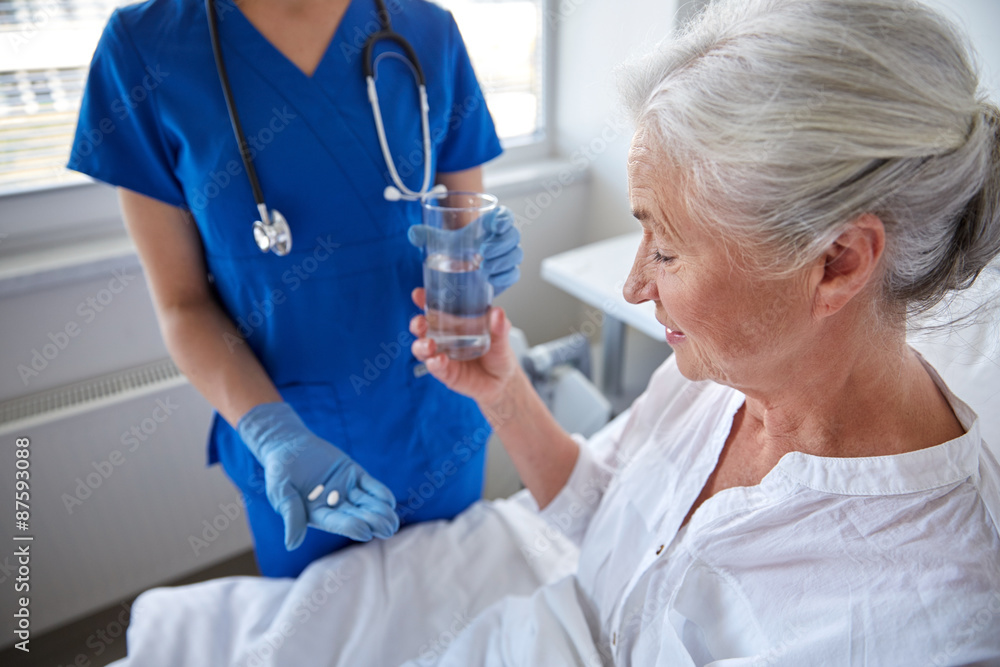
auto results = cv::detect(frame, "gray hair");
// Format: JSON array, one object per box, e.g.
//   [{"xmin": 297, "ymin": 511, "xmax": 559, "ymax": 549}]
[{"xmin": 620, "ymin": 0, "xmax": 1000, "ymax": 317}]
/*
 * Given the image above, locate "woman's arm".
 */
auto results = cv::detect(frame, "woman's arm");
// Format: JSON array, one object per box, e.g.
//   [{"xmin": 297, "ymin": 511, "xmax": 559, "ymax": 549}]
[
  {"xmin": 117, "ymin": 188, "xmax": 281, "ymax": 427},
  {"xmin": 410, "ymin": 292, "xmax": 579, "ymax": 510},
  {"xmin": 480, "ymin": 363, "xmax": 581, "ymax": 510}
]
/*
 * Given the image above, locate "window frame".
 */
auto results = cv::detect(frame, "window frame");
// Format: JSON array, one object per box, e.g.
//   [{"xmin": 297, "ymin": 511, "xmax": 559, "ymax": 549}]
[{"xmin": 480, "ymin": 0, "xmax": 556, "ymax": 170}]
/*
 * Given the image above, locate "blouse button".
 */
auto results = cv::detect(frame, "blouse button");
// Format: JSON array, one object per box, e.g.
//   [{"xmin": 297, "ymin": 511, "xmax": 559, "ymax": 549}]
[
  {"xmin": 655, "ymin": 544, "xmax": 664, "ymax": 555},
  {"xmin": 612, "ymin": 632, "xmax": 617, "ymax": 645}
]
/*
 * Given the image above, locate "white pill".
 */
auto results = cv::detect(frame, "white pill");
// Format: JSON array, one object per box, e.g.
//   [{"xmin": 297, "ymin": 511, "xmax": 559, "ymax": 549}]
[
  {"xmin": 326, "ymin": 490, "xmax": 340, "ymax": 507},
  {"xmin": 307, "ymin": 484, "xmax": 324, "ymax": 502}
]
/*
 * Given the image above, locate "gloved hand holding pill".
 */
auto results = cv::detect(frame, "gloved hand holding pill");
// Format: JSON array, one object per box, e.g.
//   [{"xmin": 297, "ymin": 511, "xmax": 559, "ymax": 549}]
[{"xmin": 237, "ymin": 402, "xmax": 400, "ymax": 550}]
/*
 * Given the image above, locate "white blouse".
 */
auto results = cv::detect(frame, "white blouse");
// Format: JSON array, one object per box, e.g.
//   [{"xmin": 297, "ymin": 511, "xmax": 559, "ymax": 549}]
[{"xmin": 433, "ymin": 352, "xmax": 1000, "ymax": 666}]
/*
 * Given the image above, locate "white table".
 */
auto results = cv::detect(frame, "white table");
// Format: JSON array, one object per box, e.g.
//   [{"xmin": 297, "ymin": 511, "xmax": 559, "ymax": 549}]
[{"xmin": 540, "ymin": 232, "xmax": 664, "ymax": 397}]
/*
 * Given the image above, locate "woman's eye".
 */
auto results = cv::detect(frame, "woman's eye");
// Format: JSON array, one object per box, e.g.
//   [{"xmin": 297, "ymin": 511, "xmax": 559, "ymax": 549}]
[{"xmin": 653, "ymin": 250, "xmax": 675, "ymax": 264}]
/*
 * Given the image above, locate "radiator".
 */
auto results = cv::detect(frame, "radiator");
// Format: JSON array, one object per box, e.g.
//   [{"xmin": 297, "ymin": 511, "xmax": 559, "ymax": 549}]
[{"xmin": 0, "ymin": 359, "xmax": 253, "ymax": 644}]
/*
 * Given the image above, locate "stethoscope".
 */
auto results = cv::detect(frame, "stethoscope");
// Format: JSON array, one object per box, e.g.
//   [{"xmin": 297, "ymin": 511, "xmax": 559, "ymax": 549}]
[{"xmin": 206, "ymin": 0, "xmax": 445, "ymax": 256}]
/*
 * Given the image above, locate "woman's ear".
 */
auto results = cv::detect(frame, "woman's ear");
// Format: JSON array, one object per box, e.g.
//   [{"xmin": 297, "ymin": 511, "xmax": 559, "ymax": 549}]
[{"xmin": 812, "ymin": 213, "xmax": 886, "ymax": 318}]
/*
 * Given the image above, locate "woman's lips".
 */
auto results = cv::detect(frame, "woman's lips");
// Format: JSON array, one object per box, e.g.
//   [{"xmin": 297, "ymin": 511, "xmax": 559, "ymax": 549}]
[{"xmin": 665, "ymin": 327, "xmax": 686, "ymax": 345}]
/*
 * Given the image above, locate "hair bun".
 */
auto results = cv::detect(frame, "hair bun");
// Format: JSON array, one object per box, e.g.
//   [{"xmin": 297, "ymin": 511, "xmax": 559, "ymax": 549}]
[{"xmin": 950, "ymin": 102, "xmax": 1000, "ymax": 289}]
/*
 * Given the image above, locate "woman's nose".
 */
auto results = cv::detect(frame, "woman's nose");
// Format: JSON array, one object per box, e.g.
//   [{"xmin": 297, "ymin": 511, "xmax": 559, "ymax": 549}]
[{"xmin": 623, "ymin": 248, "xmax": 656, "ymax": 305}]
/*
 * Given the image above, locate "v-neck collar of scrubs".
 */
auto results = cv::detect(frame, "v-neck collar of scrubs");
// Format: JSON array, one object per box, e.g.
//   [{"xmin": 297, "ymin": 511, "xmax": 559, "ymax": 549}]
[
  {"xmin": 217, "ymin": 0, "xmax": 363, "ymax": 84},
  {"xmin": 207, "ymin": 0, "xmax": 415, "ymax": 244}
]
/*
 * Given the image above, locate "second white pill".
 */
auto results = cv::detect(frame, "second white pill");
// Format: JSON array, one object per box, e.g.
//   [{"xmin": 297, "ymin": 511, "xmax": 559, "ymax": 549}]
[{"xmin": 326, "ymin": 489, "xmax": 340, "ymax": 506}]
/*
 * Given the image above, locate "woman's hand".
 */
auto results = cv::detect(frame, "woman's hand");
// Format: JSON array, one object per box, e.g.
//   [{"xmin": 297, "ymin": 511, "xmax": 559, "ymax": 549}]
[
  {"xmin": 409, "ymin": 288, "xmax": 519, "ymax": 408},
  {"xmin": 412, "ymin": 287, "xmax": 582, "ymax": 509}
]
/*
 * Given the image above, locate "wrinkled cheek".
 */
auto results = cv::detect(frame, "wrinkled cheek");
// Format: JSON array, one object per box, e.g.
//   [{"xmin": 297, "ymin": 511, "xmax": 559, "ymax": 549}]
[
  {"xmin": 683, "ymin": 302, "xmax": 758, "ymax": 368},
  {"xmin": 740, "ymin": 288, "xmax": 803, "ymax": 356},
  {"xmin": 688, "ymin": 320, "xmax": 737, "ymax": 371}
]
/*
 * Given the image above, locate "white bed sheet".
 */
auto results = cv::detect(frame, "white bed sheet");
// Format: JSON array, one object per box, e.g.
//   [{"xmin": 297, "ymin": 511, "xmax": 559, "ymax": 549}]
[{"xmin": 109, "ymin": 488, "xmax": 581, "ymax": 667}]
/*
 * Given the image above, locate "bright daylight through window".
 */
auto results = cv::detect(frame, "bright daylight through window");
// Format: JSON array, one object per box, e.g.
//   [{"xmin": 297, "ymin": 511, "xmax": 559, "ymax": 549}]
[{"xmin": 0, "ymin": 0, "xmax": 545, "ymax": 195}]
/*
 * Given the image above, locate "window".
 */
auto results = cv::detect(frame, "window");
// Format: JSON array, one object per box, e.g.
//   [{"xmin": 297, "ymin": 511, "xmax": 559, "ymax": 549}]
[
  {"xmin": 437, "ymin": 0, "xmax": 546, "ymax": 145},
  {"xmin": 0, "ymin": 0, "xmax": 126, "ymax": 195},
  {"xmin": 0, "ymin": 0, "xmax": 546, "ymax": 197}
]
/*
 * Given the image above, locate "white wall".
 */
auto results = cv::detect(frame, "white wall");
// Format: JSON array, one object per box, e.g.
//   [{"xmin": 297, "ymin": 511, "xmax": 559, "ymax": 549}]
[
  {"xmin": 553, "ymin": 0, "xmax": 704, "ymax": 244},
  {"xmin": 924, "ymin": 0, "xmax": 1000, "ymax": 101},
  {"xmin": 550, "ymin": 0, "xmax": 702, "ymax": 397},
  {"xmin": 491, "ymin": 173, "xmax": 592, "ymax": 345}
]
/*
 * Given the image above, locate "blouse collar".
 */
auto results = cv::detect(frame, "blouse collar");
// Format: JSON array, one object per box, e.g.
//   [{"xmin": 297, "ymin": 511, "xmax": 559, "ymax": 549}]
[{"xmin": 767, "ymin": 351, "xmax": 982, "ymax": 496}]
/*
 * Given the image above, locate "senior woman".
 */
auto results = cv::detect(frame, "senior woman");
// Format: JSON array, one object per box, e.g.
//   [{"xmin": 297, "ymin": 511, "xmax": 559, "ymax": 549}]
[{"xmin": 407, "ymin": 0, "xmax": 1000, "ymax": 663}]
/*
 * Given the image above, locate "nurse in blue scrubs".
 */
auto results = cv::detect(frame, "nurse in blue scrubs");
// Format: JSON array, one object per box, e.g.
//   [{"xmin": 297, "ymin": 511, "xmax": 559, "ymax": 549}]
[{"xmin": 67, "ymin": 0, "xmax": 521, "ymax": 577}]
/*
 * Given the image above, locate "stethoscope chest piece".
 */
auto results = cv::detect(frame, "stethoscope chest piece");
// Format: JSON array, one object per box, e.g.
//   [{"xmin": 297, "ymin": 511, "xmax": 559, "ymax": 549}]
[{"xmin": 253, "ymin": 208, "xmax": 292, "ymax": 256}]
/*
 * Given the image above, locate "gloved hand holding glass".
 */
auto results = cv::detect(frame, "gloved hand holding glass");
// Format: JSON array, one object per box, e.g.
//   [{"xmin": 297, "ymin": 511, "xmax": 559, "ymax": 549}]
[
  {"xmin": 407, "ymin": 193, "xmax": 522, "ymax": 360},
  {"xmin": 238, "ymin": 402, "xmax": 400, "ymax": 550}
]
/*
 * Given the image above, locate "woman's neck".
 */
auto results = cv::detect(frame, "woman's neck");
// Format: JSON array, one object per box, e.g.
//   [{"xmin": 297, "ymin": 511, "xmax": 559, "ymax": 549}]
[
  {"xmin": 235, "ymin": 0, "xmax": 352, "ymax": 77},
  {"xmin": 735, "ymin": 320, "xmax": 964, "ymax": 462},
  {"xmin": 241, "ymin": 0, "xmax": 348, "ymax": 11}
]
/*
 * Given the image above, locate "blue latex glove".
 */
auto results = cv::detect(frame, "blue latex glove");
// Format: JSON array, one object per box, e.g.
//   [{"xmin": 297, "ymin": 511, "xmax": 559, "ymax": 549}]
[
  {"xmin": 237, "ymin": 402, "xmax": 399, "ymax": 550},
  {"xmin": 408, "ymin": 205, "xmax": 523, "ymax": 295}
]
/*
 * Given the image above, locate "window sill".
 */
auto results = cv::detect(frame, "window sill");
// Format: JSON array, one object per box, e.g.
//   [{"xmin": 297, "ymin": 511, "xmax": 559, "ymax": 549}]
[
  {"xmin": 0, "ymin": 231, "xmax": 138, "ymax": 299},
  {"xmin": 0, "ymin": 157, "xmax": 586, "ymax": 299}
]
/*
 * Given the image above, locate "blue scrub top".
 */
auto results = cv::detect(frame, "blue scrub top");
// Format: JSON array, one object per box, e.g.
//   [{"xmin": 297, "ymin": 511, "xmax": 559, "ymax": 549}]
[{"xmin": 68, "ymin": 0, "xmax": 503, "ymax": 573}]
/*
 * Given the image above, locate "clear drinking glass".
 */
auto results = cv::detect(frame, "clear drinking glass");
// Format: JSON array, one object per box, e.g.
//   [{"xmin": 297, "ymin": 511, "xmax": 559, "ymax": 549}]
[{"xmin": 420, "ymin": 191, "xmax": 498, "ymax": 360}]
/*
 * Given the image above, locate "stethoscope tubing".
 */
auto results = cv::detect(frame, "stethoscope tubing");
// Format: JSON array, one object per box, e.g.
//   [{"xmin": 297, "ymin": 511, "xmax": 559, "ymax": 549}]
[
  {"xmin": 206, "ymin": 0, "xmax": 439, "ymax": 255},
  {"xmin": 205, "ymin": 0, "xmax": 268, "ymax": 219}
]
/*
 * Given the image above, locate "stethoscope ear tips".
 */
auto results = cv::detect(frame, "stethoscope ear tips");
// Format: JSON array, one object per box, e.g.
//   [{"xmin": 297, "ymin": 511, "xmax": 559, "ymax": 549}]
[{"xmin": 383, "ymin": 185, "xmax": 403, "ymax": 201}]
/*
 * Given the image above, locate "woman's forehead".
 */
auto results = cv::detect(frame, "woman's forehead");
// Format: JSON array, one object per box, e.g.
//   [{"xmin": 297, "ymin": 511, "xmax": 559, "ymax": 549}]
[
  {"xmin": 627, "ymin": 126, "xmax": 660, "ymax": 169},
  {"xmin": 627, "ymin": 137, "xmax": 687, "ymax": 237},
  {"xmin": 627, "ymin": 127, "xmax": 684, "ymax": 194}
]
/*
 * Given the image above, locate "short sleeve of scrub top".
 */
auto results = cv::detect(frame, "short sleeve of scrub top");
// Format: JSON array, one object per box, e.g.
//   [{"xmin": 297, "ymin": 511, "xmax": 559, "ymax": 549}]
[
  {"xmin": 67, "ymin": 10, "xmax": 186, "ymax": 209},
  {"xmin": 434, "ymin": 11, "xmax": 503, "ymax": 173}
]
